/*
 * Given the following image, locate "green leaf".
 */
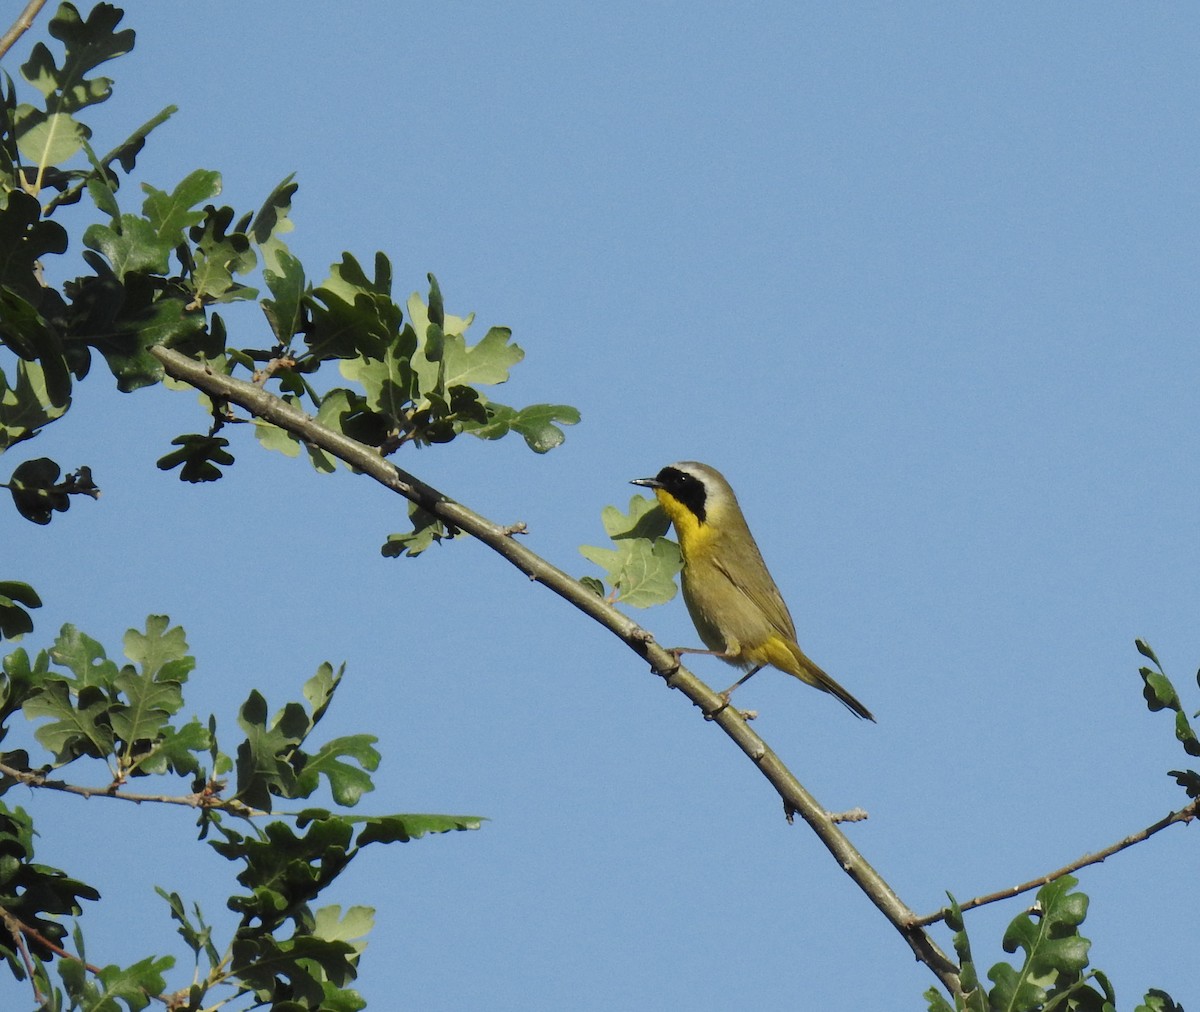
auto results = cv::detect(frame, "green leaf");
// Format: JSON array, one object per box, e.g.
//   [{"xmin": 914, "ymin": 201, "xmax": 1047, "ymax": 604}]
[
  {"xmin": 311, "ymin": 387, "xmax": 390, "ymax": 454},
  {"xmin": 1140, "ymin": 668, "xmax": 1180, "ymax": 713},
  {"xmin": 234, "ymin": 690, "xmax": 301, "ymax": 811},
  {"xmin": 136, "ymin": 717, "xmax": 210, "ymax": 778},
  {"xmin": 1168, "ymin": 768, "xmax": 1200, "ymax": 798},
  {"xmin": 141, "ymin": 168, "xmax": 222, "ymax": 244},
  {"xmin": 157, "ymin": 434, "xmax": 234, "ymax": 482},
  {"xmin": 294, "ymin": 735, "xmax": 379, "ymax": 807},
  {"xmin": 405, "ymin": 289, "xmax": 475, "ymax": 394},
  {"xmin": 579, "ymin": 575, "xmax": 605, "ymax": 598},
  {"xmin": 0, "ymin": 801, "xmax": 99, "ymax": 959},
  {"xmin": 441, "ymin": 326, "xmax": 522, "ymax": 388},
  {"xmin": 123, "ymin": 614, "xmax": 192, "ymax": 683},
  {"xmin": 6, "ymin": 457, "xmax": 99, "ymax": 525},
  {"xmin": 250, "ymin": 174, "xmax": 298, "ymax": 277},
  {"xmin": 465, "ymin": 401, "xmax": 581, "ymax": 452},
  {"xmin": 110, "ymin": 666, "xmax": 182, "ymax": 746},
  {"xmin": 263, "ymin": 247, "xmax": 306, "ymax": 342},
  {"xmin": 352, "ymin": 811, "xmax": 485, "ymax": 846},
  {"xmin": 99, "ymin": 103, "xmax": 177, "ymax": 176},
  {"xmin": 338, "ymin": 335, "xmax": 419, "ymax": 422},
  {"xmin": 212, "ymin": 816, "xmax": 355, "ymax": 933},
  {"xmin": 50, "ymin": 622, "xmax": 119, "ymax": 688},
  {"xmin": 302, "ymin": 662, "xmax": 344, "ymax": 726},
  {"xmin": 1136, "ymin": 642, "xmax": 1200, "ymax": 758},
  {"xmin": 1134, "ymin": 638, "xmax": 1161, "ymax": 666},
  {"xmin": 922, "ymin": 987, "xmax": 957, "ymax": 1012},
  {"xmin": 0, "ymin": 190, "xmax": 69, "ymax": 299},
  {"xmin": 381, "ymin": 503, "xmax": 459, "ymax": 558},
  {"xmin": 253, "ymin": 395, "xmax": 305, "ymax": 460},
  {"xmin": 987, "ymin": 875, "xmax": 1093, "ymax": 1011},
  {"xmin": 936, "ymin": 895, "xmax": 986, "ymax": 1012},
  {"xmin": 426, "ymin": 273, "xmax": 444, "ymax": 329},
  {"xmin": 83, "ymin": 212, "xmax": 174, "ymax": 278},
  {"xmin": 313, "ymin": 904, "xmax": 373, "ymax": 951},
  {"xmin": 13, "ymin": 106, "xmax": 89, "ymax": 166},
  {"xmin": 231, "ymin": 932, "xmax": 359, "ymax": 1007},
  {"xmin": 0, "ymin": 357, "xmax": 71, "ymax": 452},
  {"xmin": 188, "ymin": 204, "xmax": 258, "ymax": 305},
  {"xmin": 1136, "ymin": 989, "xmax": 1185, "ymax": 1012},
  {"xmin": 20, "ymin": 1, "xmax": 134, "ymax": 111},
  {"xmin": 0, "ymin": 581, "xmax": 41, "ymax": 641},
  {"xmin": 605, "ymin": 494, "xmax": 672, "ymax": 541},
  {"xmin": 94, "ymin": 955, "xmax": 174, "ymax": 1011},
  {"xmin": 310, "ymin": 251, "xmax": 401, "ymax": 361},
  {"xmin": 156, "ymin": 887, "xmax": 221, "ymax": 969},
  {"xmin": 579, "ymin": 535, "xmax": 681, "ymax": 608},
  {"xmin": 25, "ymin": 679, "xmax": 114, "ymax": 761}
]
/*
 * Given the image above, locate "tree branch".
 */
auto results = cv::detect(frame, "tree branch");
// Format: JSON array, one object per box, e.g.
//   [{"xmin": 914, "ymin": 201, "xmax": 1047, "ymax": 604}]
[
  {"xmin": 0, "ymin": 761, "xmax": 264, "ymax": 816},
  {"xmin": 0, "ymin": 0, "xmax": 47, "ymax": 61},
  {"xmin": 911, "ymin": 797, "xmax": 1200, "ymax": 927},
  {"xmin": 0, "ymin": 906, "xmax": 44, "ymax": 1006},
  {"xmin": 149, "ymin": 345, "xmax": 962, "ymax": 995}
]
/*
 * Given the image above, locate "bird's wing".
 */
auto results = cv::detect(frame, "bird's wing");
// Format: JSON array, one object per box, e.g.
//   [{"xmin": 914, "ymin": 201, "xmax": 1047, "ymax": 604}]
[{"xmin": 712, "ymin": 552, "xmax": 798, "ymax": 641}]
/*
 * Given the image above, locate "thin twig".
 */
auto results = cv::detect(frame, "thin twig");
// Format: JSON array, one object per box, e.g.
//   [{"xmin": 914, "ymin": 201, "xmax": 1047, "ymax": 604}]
[
  {"xmin": 0, "ymin": 762, "xmax": 264, "ymax": 816},
  {"xmin": 911, "ymin": 797, "xmax": 1200, "ymax": 928},
  {"xmin": 0, "ymin": 906, "xmax": 43, "ymax": 1005},
  {"xmin": 0, "ymin": 907, "xmax": 105, "ymax": 976},
  {"xmin": 149, "ymin": 344, "xmax": 963, "ymax": 995},
  {"xmin": 1, "ymin": 905, "xmax": 178, "ymax": 1008},
  {"xmin": 0, "ymin": 0, "xmax": 47, "ymax": 61}
]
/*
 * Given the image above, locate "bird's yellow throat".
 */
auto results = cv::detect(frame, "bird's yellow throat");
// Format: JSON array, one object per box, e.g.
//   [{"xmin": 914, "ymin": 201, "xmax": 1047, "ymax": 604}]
[{"xmin": 653, "ymin": 487, "xmax": 715, "ymax": 555}]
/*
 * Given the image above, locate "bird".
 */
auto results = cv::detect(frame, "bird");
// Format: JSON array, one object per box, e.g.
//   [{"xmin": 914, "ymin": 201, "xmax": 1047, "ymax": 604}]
[{"xmin": 631, "ymin": 461, "xmax": 874, "ymax": 721}]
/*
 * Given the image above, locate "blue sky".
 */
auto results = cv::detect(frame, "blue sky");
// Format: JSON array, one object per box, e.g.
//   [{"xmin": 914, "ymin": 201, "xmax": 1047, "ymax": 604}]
[{"xmin": 5, "ymin": 3, "xmax": 1200, "ymax": 1008}]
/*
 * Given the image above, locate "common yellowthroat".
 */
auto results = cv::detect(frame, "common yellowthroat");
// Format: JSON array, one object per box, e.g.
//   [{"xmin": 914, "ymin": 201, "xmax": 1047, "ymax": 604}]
[{"xmin": 631, "ymin": 462, "xmax": 874, "ymax": 721}]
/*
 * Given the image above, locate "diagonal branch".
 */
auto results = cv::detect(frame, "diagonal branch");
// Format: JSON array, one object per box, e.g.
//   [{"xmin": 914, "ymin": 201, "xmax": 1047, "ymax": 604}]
[
  {"xmin": 149, "ymin": 345, "xmax": 962, "ymax": 994},
  {"xmin": 0, "ymin": 0, "xmax": 47, "ymax": 61},
  {"xmin": 911, "ymin": 797, "xmax": 1200, "ymax": 927}
]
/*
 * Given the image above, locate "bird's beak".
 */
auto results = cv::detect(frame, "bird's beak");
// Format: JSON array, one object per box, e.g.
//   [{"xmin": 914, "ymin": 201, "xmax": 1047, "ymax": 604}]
[{"xmin": 630, "ymin": 477, "xmax": 662, "ymax": 489}]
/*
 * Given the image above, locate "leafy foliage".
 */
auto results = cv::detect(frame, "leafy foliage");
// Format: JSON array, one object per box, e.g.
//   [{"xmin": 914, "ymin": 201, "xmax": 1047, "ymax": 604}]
[
  {"xmin": 1135, "ymin": 638, "xmax": 1200, "ymax": 798},
  {"xmin": 4, "ymin": 5, "xmax": 1195, "ymax": 1011},
  {"xmin": 1, "ymin": 615, "xmax": 482, "ymax": 1007},
  {"xmin": 579, "ymin": 493, "xmax": 682, "ymax": 607},
  {"xmin": 0, "ymin": 4, "xmax": 537, "ymax": 1005},
  {"xmin": 923, "ymin": 878, "xmax": 1174, "ymax": 1011}
]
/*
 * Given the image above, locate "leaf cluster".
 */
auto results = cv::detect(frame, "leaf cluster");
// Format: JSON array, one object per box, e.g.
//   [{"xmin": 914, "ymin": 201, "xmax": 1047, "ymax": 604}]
[
  {"xmin": 2, "ymin": 2, "xmax": 579, "ymax": 576},
  {"xmin": 0, "ymin": 614, "xmax": 482, "ymax": 1008},
  {"xmin": 925, "ymin": 878, "xmax": 1176, "ymax": 1012},
  {"xmin": 1135, "ymin": 639, "xmax": 1200, "ymax": 799}
]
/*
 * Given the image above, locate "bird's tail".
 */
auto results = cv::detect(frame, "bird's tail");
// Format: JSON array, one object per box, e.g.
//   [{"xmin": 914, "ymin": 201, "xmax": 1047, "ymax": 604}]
[{"xmin": 778, "ymin": 638, "xmax": 876, "ymax": 722}]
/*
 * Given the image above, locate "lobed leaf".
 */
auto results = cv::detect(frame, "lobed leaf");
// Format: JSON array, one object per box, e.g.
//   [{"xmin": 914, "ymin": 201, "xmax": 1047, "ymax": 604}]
[
  {"xmin": 294, "ymin": 735, "xmax": 380, "ymax": 807},
  {"xmin": 381, "ymin": 503, "xmax": 460, "ymax": 558},
  {"xmin": 49, "ymin": 622, "xmax": 118, "ymax": 688},
  {"xmin": 140, "ymin": 168, "xmax": 222, "ymax": 245},
  {"xmin": 24, "ymin": 679, "xmax": 114, "ymax": 762},
  {"xmin": 20, "ymin": 2, "xmax": 134, "ymax": 112},
  {"xmin": 579, "ymin": 536, "xmax": 681, "ymax": 608},
  {"xmin": 157, "ymin": 433, "xmax": 234, "ymax": 482}
]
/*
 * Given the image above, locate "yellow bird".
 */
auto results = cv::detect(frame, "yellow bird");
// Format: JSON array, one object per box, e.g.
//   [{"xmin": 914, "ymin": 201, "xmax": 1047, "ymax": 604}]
[{"xmin": 632, "ymin": 462, "xmax": 874, "ymax": 721}]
